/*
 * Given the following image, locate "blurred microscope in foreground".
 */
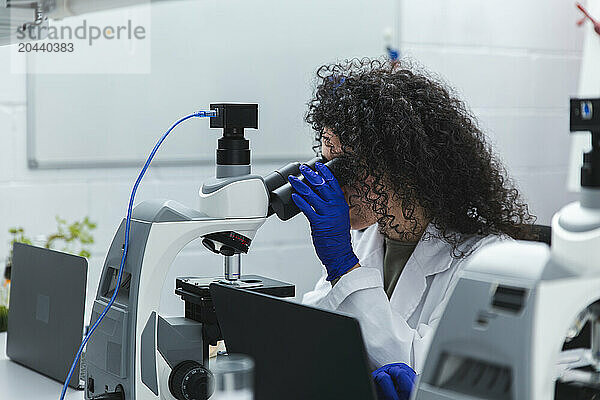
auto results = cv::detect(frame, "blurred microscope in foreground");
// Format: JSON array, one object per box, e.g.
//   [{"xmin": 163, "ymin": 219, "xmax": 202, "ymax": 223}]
[{"xmin": 414, "ymin": 98, "xmax": 600, "ymax": 400}]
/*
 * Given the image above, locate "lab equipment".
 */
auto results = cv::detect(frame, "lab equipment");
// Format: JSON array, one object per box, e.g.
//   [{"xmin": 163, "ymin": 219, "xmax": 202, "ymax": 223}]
[
  {"xmin": 7, "ymin": 243, "xmax": 87, "ymax": 389},
  {"xmin": 172, "ymin": 273, "xmax": 294, "ymax": 400},
  {"xmin": 82, "ymin": 103, "xmax": 342, "ymax": 400},
  {"xmin": 289, "ymin": 162, "xmax": 359, "ymax": 281},
  {"xmin": 264, "ymin": 156, "xmax": 327, "ymax": 220},
  {"xmin": 0, "ymin": 0, "xmax": 49, "ymax": 45},
  {"xmin": 413, "ymin": 99, "xmax": 600, "ymax": 400},
  {"xmin": 383, "ymin": 26, "xmax": 400, "ymax": 62},
  {"xmin": 372, "ymin": 363, "xmax": 416, "ymax": 400},
  {"xmin": 61, "ymin": 109, "xmax": 218, "ymax": 400},
  {"xmin": 210, "ymin": 354, "xmax": 254, "ymax": 400},
  {"xmin": 569, "ymin": 1, "xmax": 600, "ymax": 191},
  {"xmin": 209, "ymin": 282, "xmax": 378, "ymax": 400}
]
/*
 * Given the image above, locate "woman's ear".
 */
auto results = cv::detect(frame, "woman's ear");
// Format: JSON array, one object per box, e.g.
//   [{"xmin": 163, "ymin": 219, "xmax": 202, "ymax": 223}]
[{"xmin": 321, "ymin": 128, "xmax": 345, "ymax": 160}]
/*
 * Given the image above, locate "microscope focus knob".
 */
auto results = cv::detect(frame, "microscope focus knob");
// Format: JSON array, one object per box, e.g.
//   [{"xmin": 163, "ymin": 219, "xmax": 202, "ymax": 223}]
[{"xmin": 169, "ymin": 361, "xmax": 214, "ymax": 400}]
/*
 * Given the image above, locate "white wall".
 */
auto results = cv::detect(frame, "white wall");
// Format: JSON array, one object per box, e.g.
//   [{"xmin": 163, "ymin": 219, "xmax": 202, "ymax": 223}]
[
  {"xmin": 399, "ymin": 0, "xmax": 584, "ymax": 223},
  {"xmin": 0, "ymin": 95, "xmax": 323, "ymax": 315},
  {"xmin": 0, "ymin": 0, "xmax": 586, "ymax": 317}
]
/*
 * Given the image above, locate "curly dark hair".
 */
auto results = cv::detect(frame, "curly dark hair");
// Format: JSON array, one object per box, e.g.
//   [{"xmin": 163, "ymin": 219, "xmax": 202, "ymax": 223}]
[{"xmin": 306, "ymin": 57, "xmax": 536, "ymax": 256}]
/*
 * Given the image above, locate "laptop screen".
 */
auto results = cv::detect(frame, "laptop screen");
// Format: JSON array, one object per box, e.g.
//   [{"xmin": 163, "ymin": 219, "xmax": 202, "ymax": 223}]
[
  {"xmin": 210, "ymin": 283, "xmax": 376, "ymax": 400},
  {"xmin": 7, "ymin": 243, "xmax": 87, "ymax": 389}
]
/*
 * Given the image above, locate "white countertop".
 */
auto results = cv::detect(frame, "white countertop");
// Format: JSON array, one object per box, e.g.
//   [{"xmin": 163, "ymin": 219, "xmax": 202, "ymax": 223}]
[{"xmin": 0, "ymin": 332, "xmax": 83, "ymax": 400}]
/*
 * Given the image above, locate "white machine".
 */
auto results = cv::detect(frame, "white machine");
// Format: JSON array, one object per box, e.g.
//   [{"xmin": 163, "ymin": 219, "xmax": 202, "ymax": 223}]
[
  {"xmin": 83, "ymin": 103, "xmax": 335, "ymax": 400},
  {"xmin": 413, "ymin": 98, "xmax": 600, "ymax": 400}
]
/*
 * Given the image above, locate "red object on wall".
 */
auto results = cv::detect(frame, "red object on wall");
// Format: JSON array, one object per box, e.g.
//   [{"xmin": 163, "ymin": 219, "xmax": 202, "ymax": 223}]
[{"xmin": 576, "ymin": 2, "xmax": 600, "ymax": 36}]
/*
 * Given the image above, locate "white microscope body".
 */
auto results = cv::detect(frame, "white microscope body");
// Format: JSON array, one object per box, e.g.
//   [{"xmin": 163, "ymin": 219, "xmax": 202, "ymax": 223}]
[
  {"xmin": 131, "ymin": 180, "xmax": 269, "ymax": 400},
  {"xmin": 84, "ymin": 139, "xmax": 274, "ymax": 399},
  {"xmin": 83, "ymin": 103, "xmax": 327, "ymax": 400},
  {"xmin": 85, "ymin": 187, "xmax": 270, "ymax": 400},
  {"xmin": 413, "ymin": 98, "xmax": 600, "ymax": 400}
]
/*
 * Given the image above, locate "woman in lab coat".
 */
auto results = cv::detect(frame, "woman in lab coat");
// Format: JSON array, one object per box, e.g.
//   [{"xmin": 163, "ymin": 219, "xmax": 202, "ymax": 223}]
[{"xmin": 288, "ymin": 58, "xmax": 535, "ymax": 400}]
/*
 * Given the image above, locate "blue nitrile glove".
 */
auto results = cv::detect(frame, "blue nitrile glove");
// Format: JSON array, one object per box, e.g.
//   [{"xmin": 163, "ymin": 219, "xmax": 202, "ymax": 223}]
[
  {"xmin": 288, "ymin": 162, "xmax": 359, "ymax": 281},
  {"xmin": 372, "ymin": 363, "xmax": 417, "ymax": 400}
]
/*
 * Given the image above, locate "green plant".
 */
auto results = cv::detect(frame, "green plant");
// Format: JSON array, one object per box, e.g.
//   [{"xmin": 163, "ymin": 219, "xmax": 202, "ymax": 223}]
[
  {"xmin": 0, "ymin": 306, "xmax": 7, "ymax": 332},
  {"xmin": 45, "ymin": 216, "xmax": 97, "ymax": 258},
  {"xmin": 8, "ymin": 227, "xmax": 32, "ymax": 248},
  {"xmin": 6, "ymin": 227, "xmax": 32, "ymax": 274},
  {"xmin": 2, "ymin": 218, "xmax": 96, "ymax": 332},
  {"xmin": 6, "ymin": 217, "xmax": 97, "ymax": 266}
]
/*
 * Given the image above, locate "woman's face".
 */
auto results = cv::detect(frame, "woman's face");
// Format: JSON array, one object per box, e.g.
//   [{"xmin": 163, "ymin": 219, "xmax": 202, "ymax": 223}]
[{"xmin": 321, "ymin": 129, "xmax": 378, "ymax": 230}]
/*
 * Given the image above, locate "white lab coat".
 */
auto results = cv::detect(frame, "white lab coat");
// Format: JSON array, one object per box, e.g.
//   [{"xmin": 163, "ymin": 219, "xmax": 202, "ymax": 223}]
[{"xmin": 302, "ymin": 223, "xmax": 502, "ymax": 373}]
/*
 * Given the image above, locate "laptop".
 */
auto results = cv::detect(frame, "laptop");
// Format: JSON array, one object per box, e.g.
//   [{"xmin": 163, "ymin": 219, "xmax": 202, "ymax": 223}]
[
  {"xmin": 210, "ymin": 283, "xmax": 377, "ymax": 400},
  {"xmin": 7, "ymin": 243, "xmax": 88, "ymax": 389}
]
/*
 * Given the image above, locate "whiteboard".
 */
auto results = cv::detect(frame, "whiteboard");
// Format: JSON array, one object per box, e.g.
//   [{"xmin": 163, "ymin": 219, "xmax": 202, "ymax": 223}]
[{"xmin": 27, "ymin": 0, "xmax": 395, "ymax": 168}]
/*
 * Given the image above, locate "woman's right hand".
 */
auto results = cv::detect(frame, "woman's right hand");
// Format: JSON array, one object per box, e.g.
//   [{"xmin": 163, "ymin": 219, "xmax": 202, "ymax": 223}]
[{"xmin": 372, "ymin": 363, "xmax": 417, "ymax": 400}]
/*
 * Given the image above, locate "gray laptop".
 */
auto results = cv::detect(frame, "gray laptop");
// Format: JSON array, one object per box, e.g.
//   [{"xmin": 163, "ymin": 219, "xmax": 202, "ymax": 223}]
[
  {"xmin": 210, "ymin": 283, "xmax": 377, "ymax": 400},
  {"xmin": 7, "ymin": 242, "xmax": 88, "ymax": 389}
]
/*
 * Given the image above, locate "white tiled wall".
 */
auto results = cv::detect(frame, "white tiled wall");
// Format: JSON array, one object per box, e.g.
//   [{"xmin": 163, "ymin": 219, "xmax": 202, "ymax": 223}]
[
  {"xmin": 399, "ymin": 0, "xmax": 584, "ymax": 223},
  {"xmin": 0, "ymin": 0, "xmax": 586, "ymax": 316}
]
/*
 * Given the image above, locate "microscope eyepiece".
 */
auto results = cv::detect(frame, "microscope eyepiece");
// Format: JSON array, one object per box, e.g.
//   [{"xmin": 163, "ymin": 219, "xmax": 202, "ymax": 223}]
[
  {"xmin": 264, "ymin": 156, "xmax": 322, "ymax": 193},
  {"xmin": 265, "ymin": 157, "xmax": 344, "ymax": 220}
]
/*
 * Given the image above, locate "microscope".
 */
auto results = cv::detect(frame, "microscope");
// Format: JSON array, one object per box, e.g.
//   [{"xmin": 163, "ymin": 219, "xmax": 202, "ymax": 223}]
[
  {"xmin": 413, "ymin": 98, "xmax": 600, "ymax": 400},
  {"xmin": 83, "ymin": 103, "xmax": 336, "ymax": 400}
]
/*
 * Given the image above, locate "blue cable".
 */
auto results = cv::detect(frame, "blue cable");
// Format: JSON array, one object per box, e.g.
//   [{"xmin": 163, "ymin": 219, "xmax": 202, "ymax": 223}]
[{"xmin": 59, "ymin": 110, "xmax": 217, "ymax": 400}]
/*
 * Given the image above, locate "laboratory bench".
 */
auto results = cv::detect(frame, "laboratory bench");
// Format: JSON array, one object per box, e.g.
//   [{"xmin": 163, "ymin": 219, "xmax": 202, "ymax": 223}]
[{"xmin": 0, "ymin": 332, "xmax": 83, "ymax": 399}]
